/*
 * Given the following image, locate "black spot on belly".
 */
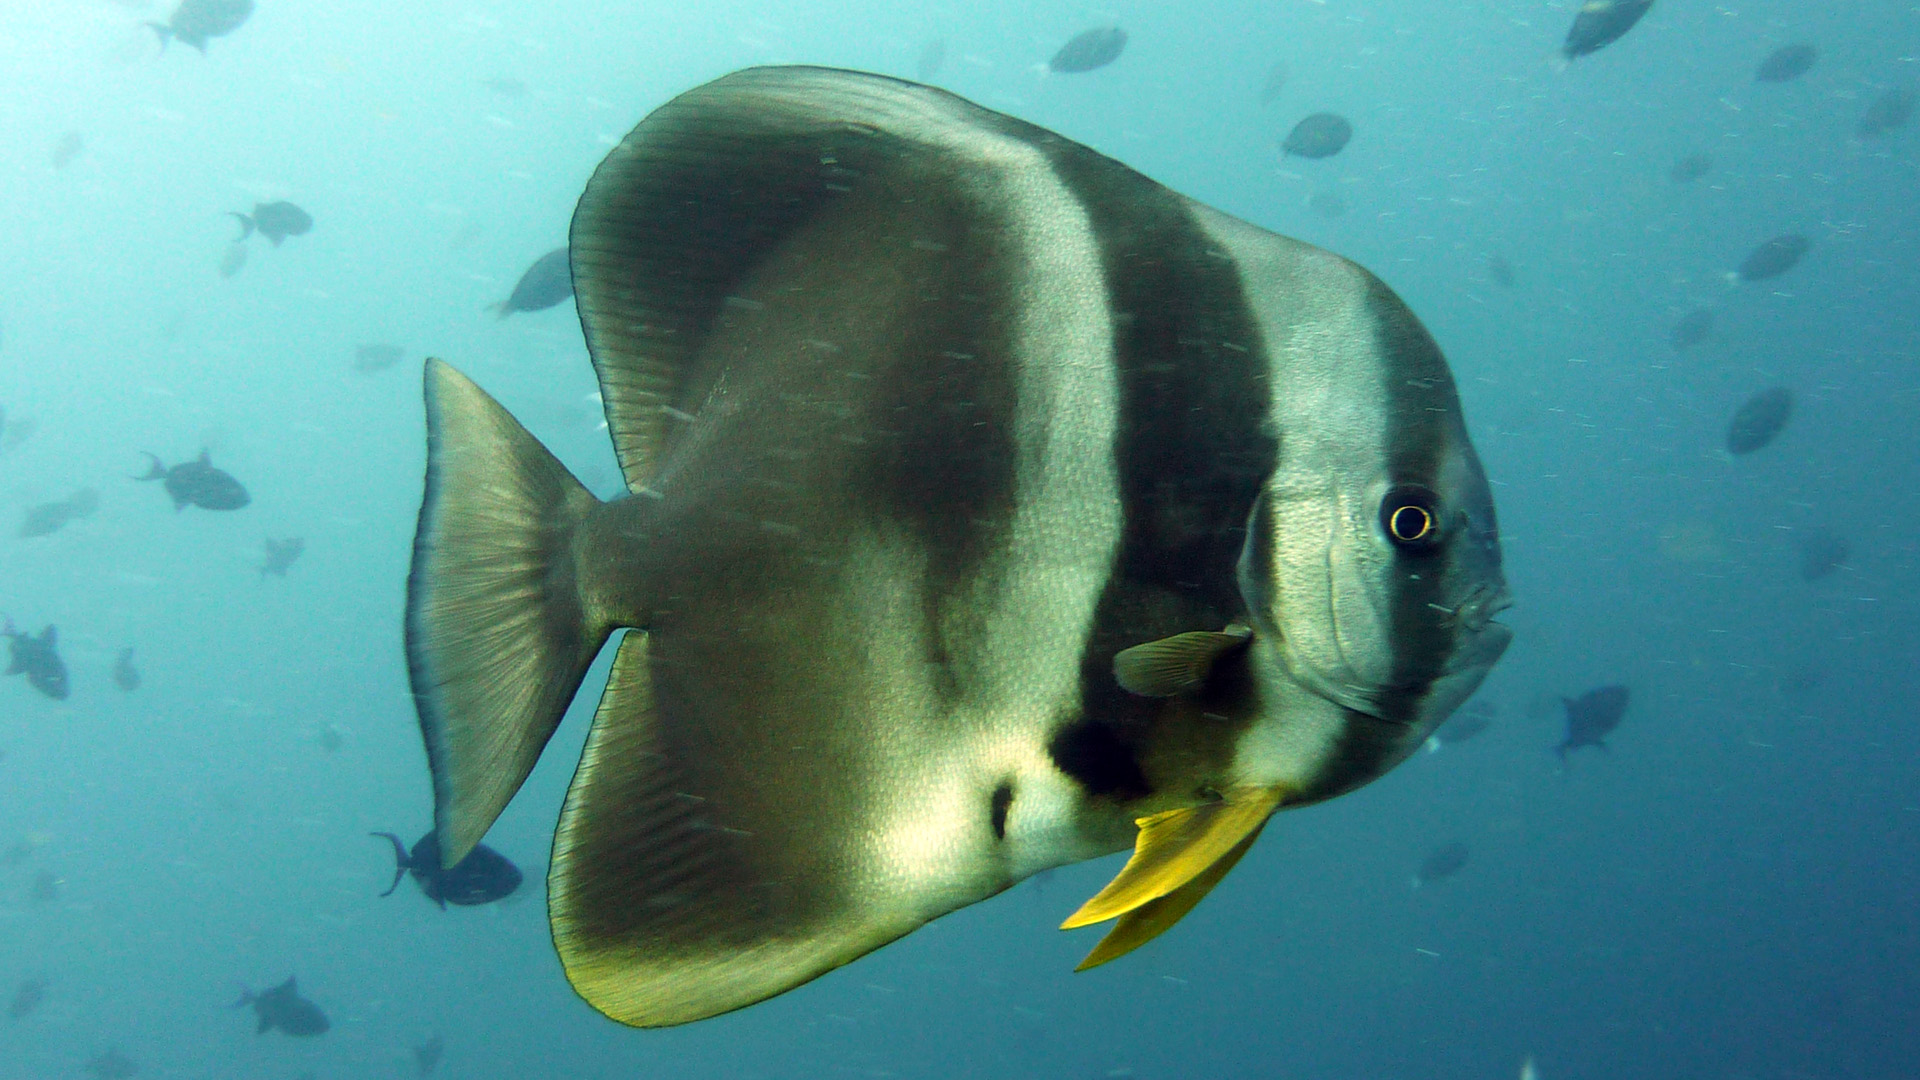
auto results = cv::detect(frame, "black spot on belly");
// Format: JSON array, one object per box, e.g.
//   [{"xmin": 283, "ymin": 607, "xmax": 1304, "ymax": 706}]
[
  {"xmin": 989, "ymin": 781, "xmax": 1014, "ymax": 840},
  {"xmin": 1048, "ymin": 720, "xmax": 1148, "ymax": 801}
]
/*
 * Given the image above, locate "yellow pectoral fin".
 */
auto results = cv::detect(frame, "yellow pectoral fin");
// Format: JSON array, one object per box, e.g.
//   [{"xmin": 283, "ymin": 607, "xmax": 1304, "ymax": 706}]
[
  {"xmin": 1061, "ymin": 785, "xmax": 1284, "ymax": 931},
  {"xmin": 1074, "ymin": 815, "xmax": 1270, "ymax": 971}
]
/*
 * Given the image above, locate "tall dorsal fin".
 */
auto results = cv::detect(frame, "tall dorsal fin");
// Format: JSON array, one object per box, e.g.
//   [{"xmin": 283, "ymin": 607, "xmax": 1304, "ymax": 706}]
[{"xmin": 569, "ymin": 65, "xmax": 1056, "ymax": 493}]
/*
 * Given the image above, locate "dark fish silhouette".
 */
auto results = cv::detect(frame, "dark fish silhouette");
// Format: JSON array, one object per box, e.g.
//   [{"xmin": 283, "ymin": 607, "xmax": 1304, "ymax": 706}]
[
  {"xmin": 258, "ymin": 537, "xmax": 304, "ymax": 577},
  {"xmin": 231, "ymin": 201, "xmax": 312, "ymax": 246},
  {"xmin": 1858, "ymin": 86, "xmax": 1916, "ymax": 138},
  {"xmin": 1726, "ymin": 387, "xmax": 1792, "ymax": 455},
  {"xmin": 1486, "ymin": 254, "xmax": 1514, "ymax": 288},
  {"xmin": 85, "ymin": 1048, "xmax": 137, "ymax": 1080},
  {"xmin": 490, "ymin": 247, "xmax": 572, "ymax": 318},
  {"xmin": 414, "ymin": 1034, "xmax": 445, "ymax": 1076},
  {"xmin": 354, "ymin": 343, "xmax": 405, "ymax": 373},
  {"xmin": 135, "ymin": 451, "xmax": 250, "ymax": 511},
  {"xmin": 4, "ymin": 621, "xmax": 69, "ymax": 700},
  {"xmin": 1755, "ymin": 44, "xmax": 1817, "ymax": 83},
  {"xmin": 1557, "ymin": 685, "xmax": 1628, "ymax": 759},
  {"xmin": 149, "ymin": 0, "xmax": 253, "ymax": 53},
  {"xmin": 1283, "ymin": 112, "xmax": 1352, "ymax": 158},
  {"xmin": 1048, "ymin": 27, "xmax": 1126, "ymax": 74},
  {"xmin": 1259, "ymin": 61, "xmax": 1289, "ymax": 105},
  {"xmin": 316, "ymin": 723, "xmax": 345, "ymax": 752},
  {"xmin": 1736, "ymin": 234, "xmax": 1810, "ymax": 282},
  {"xmin": 113, "ymin": 647, "xmax": 140, "ymax": 692},
  {"xmin": 1797, "ymin": 530, "xmax": 1848, "ymax": 582},
  {"xmin": 1561, "ymin": 0, "xmax": 1653, "ymax": 60},
  {"xmin": 237, "ymin": 976, "xmax": 329, "ymax": 1037},
  {"xmin": 1669, "ymin": 153, "xmax": 1711, "ymax": 183},
  {"xmin": 1669, "ymin": 308, "xmax": 1713, "ymax": 350},
  {"xmin": 1307, "ymin": 191, "xmax": 1346, "ymax": 218},
  {"xmin": 51, "ymin": 131, "xmax": 86, "ymax": 170},
  {"xmin": 1415, "ymin": 841, "xmax": 1470, "ymax": 884},
  {"xmin": 29, "ymin": 869, "xmax": 60, "ymax": 903},
  {"xmin": 372, "ymin": 831, "xmax": 521, "ymax": 909},
  {"xmin": 8, "ymin": 977, "xmax": 46, "ymax": 1019},
  {"xmin": 19, "ymin": 488, "xmax": 99, "ymax": 538}
]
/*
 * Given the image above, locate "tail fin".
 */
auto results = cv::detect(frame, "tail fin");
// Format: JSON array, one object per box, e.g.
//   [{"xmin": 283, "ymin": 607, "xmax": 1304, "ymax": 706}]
[
  {"xmin": 146, "ymin": 23, "xmax": 173, "ymax": 51},
  {"xmin": 370, "ymin": 833, "xmax": 410, "ymax": 896},
  {"xmin": 407, "ymin": 359, "xmax": 608, "ymax": 867},
  {"xmin": 486, "ymin": 300, "xmax": 512, "ymax": 320},
  {"xmin": 229, "ymin": 212, "xmax": 254, "ymax": 242},
  {"xmin": 133, "ymin": 453, "xmax": 166, "ymax": 481}
]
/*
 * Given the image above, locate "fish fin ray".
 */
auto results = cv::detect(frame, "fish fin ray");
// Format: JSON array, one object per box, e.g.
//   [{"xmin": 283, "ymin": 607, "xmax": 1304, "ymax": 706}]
[
  {"xmin": 407, "ymin": 359, "xmax": 609, "ymax": 866},
  {"xmin": 1112, "ymin": 626, "xmax": 1250, "ymax": 697},
  {"xmin": 1061, "ymin": 786, "xmax": 1282, "ymax": 929},
  {"xmin": 1074, "ymin": 814, "xmax": 1269, "ymax": 970}
]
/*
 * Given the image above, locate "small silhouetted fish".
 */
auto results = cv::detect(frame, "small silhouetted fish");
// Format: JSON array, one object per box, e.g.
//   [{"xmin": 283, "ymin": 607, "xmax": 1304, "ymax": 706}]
[
  {"xmin": 482, "ymin": 75, "xmax": 528, "ymax": 98},
  {"xmin": 51, "ymin": 131, "xmax": 85, "ymax": 170},
  {"xmin": 218, "ymin": 241, "xmax": 247, "ymax": 278},
  {"xmin": 1049, "ymin": 27, "xmax": 1126, "ymax": 74},
  {"xmin": 1557, "ymin": 684, "xmax": 1628, "ymax": 759},
  {"xmin": 1858, "ymin": 86, "xmax": 1916, "ymax": 138},
  {"xmin": 30, "ymin": 869, "xmax": 60, "ymax": 903},
  {"xmin": 414, "ymin": 1034, "xmax": 445, "ymax": 1076},
  {"xmin": 238, "ymin": 976, "xmax": 329, "ymax": 1037},
  {"xmin": 915, "ymin": 38, "xmax": 946, "ymax": 82},
  {"xmin": 1797, "ymin": 529, "xmax": 1848, "ymax": 581},
  {"xmin": 5, "ymin": 621, "xmax": 69, "ymax": 700},
  {"xmin": 149, "ymin": 0, "xmax": 253, "ymax": 52},
  {"xmin": 316, "ymin": 723, "xmax": 345, "ymax": 752},
  {"xmin": 1283, "ymin": 113, "xmax": 1352, "ymax": 159},
  {"xmin": 230, "ymin": 201, "xmax": 312, "ymax": 246},
  {"xmin": 1307, "ymin": 191, "xmax": 1346, "ymax": 218},
  {"xmin": 1415, "ymin": 841, "xmax": 1470, "ymax": 885},
  {"xmin": 1736, "ymin": 234, "xmax": 1810, "ymax": 282},
  {"xmin": 259, "ymin": 537, "xmax": 304, "ymax": 577},
  {"xmin": 1561, "ymin": 0, "xmax": 1654, "ymax": 60},
  {"xmin": 1486, "ymin": 254, "xmax": 1515, "ymax": 288},
  {"xmin": 1755, "ymin": 44, "xmax": 1817, "ymax": 83},
  {"xmin": 19, "ymin": 488, "xmax": 99, "ymax": 538},
  {"xmin": 373, "ymin": 831, "xmax": 522, "ymax": 909},
  {"xmin": 490, "ymin": 247, "xmax": 572, "ymax": 318},
  {"xmin": 1669, "ymin": 308, "xmax": 1713, "ymax": 350},
  {"xmin": 1259, "ymin": 61, "xmax": 1289, "ymax": 105},
  {"xmin": 1669, "ymin": 154, "xmax": 1711, "ymax": 183},
  {"xmin": 85, "ymin": 1048, "xmax": 137, "ymax": 1080},
  {"xmin": 8, "ymin": 978, "xmax": 45, "ymax": 1019},
  {"xmin": 135, "ymin": 450, "xmax": 250, "ymax": 511},
  {"xmin": 1726, "ymin": 387, "xmax": 1792, "ymax": 455},
  {"xmin": 114, "ymin": 647, "xmax": 140, "ymax": 692},
  {"xmin": 354, "ymin": 343, "xmax": 404, "ymax": 373}
]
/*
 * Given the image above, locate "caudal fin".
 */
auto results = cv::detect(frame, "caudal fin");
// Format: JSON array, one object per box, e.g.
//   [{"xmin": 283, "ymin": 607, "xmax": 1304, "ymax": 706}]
[
  {"xmin": 229, "ymin": 212, "xmax": 254, "ymax": 242},
  {"xmin": 406, "ymin": 359, "xmax": 607, "ymax": 867},
  {"xmin": 369, "ymin": 833, "xmax": 410, "ymax": 896},
  {"xmin": 146, "ymin": 23, "xmax": 172, "ymax": 51},
  {"xmin": 133, "ymin": 453, "xmax": 166, "ymax": 481}
]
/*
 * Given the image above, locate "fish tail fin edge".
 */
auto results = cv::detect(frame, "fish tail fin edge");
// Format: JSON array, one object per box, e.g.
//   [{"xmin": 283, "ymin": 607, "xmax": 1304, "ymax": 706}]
[
  {"xmin": 146, "ymin": 23, "xmax": 172, "ymax": 50},
  {"xmin": 133, "ymin": 453, "xmax": 166, "ymax": 481},
  {"xmin": 408, "ymin": 358, "xmax": 610, "ymax": 869},
  {"xmin": 370, "ymin": 833, "xmax": 409, "ymax": 896}
]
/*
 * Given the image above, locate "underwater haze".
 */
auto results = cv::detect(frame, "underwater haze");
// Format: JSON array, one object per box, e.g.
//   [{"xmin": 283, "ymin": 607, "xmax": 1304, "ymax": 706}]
[{"xmin": 4, "ymin": 1, "xmax": 1919, "ymax": 1078}]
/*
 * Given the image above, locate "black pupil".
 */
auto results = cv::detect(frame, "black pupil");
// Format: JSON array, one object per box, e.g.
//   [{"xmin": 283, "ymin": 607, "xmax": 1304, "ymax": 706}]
[{"xmin": 1388, "ymin": 503, "xmax": 1432, "ymax": 543}]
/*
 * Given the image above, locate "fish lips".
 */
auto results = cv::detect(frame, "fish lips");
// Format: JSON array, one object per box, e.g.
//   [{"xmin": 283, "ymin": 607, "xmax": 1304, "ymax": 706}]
[{"xmin": 1280, "ymin": 586, "xmax": 1513, "ymax": 729}]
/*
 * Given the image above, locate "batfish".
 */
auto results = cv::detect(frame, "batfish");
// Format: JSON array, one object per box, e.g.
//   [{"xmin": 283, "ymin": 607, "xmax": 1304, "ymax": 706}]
[
  {"xmin": 405, "ymin": 66, "xmax": 1511, "ymax": 1027},
  {"xmin": 1283, "ymin": 112, "xmax": 1352, "ymax": 159},
  {"xmin": 1726, "ymin": 386, "xmax": 1792, "ymax": 455},
  {"xmin": 1561, "ymin": 0, "xmax": 1654, "ymax": 61},
  {"xmin": 149, "ymin": 0, "xmax": 253, "ymax": 53},
  {"xmin": 4, "ymin": 621, "xmax": 69, "ymax": 701},
  {"xmin": 1557, "ymin": 685, "xmax": 1628, "ymax": 759},
  {"xmin": 371, "ymin": 831, "xmax": 521, "ymax": 908}
]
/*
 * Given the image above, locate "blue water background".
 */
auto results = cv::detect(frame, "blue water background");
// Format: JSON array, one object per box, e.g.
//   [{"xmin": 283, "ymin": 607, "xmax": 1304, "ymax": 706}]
[{"xmin": 2, "ymin": 1, "xmax": 1916, "ymax": 1077}]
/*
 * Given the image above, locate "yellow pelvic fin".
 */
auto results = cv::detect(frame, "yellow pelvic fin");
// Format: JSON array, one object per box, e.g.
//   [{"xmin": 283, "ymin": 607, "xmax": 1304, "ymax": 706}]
[
  {"xmin": 1112, "ymin": 625, "xmax": 1252, "ymax": 698},
  {"xmin": 1061, "ymin": 785, "xmax": 1283, "ymax": 931},
  {"xmin": 1073, "ymin": 814, "xmax": 1270, "ymax": 970}
]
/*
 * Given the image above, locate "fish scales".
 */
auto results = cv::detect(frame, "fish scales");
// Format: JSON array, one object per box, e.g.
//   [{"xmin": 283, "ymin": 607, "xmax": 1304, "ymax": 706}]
[{"xmin": 406, "ymin": 67, "xmax": 1509, "ymax": 1028}]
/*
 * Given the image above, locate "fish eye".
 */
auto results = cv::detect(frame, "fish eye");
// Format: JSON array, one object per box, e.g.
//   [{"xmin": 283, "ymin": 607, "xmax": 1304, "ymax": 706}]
[{"xmin": 1380, "ymin": 486, "xmax": 1442, "ymax": 552}]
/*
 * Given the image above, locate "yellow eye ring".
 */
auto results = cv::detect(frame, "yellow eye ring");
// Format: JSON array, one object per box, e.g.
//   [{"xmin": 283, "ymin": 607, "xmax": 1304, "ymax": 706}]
[{"xmin": 1388, "ymin": 504, "xmax": 1433, "ymax": 543}]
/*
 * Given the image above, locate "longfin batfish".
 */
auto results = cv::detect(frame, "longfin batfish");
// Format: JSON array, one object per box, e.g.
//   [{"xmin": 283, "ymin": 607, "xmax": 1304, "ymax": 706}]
[{"xmin": 405, "ymin": 66, "xmax": 1510, "ymax": 1027}]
